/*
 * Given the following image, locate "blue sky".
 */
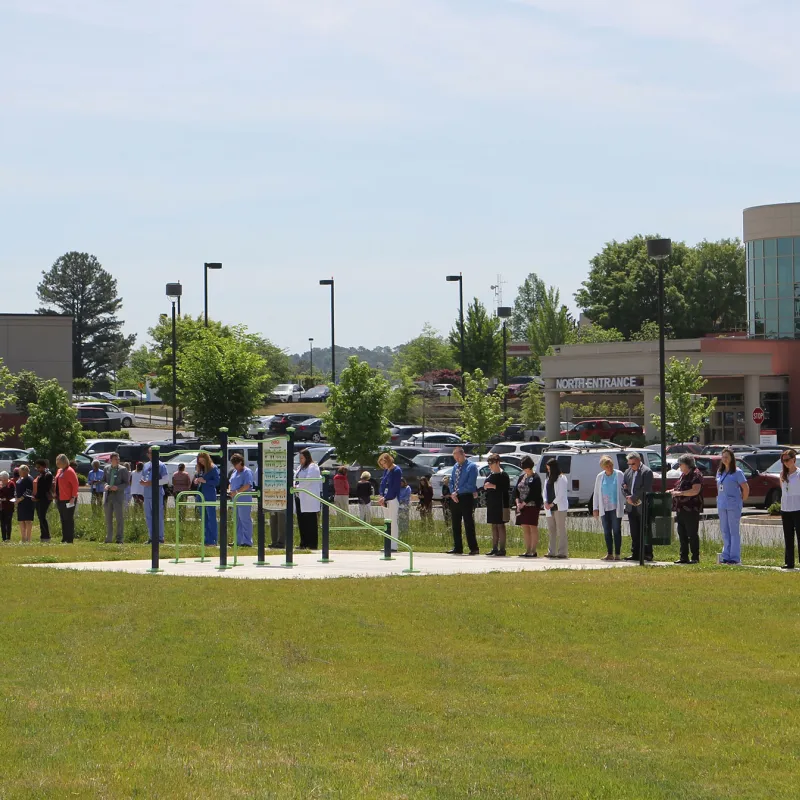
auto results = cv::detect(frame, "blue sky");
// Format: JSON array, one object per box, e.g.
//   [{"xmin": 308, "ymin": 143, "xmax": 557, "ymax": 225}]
[{"xmin": 2, "ymin": 0, "xmax": 798, "ymax": 355}]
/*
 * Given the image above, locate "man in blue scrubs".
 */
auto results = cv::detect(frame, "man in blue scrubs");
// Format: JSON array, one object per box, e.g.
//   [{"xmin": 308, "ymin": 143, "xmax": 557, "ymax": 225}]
[
  {"xmin": 141, "ymin": 447, "xmax": 169, "ymax": 544},
  {"xmin": 229, "ymin": 454, "xmax": 254, "ymax": 547}
]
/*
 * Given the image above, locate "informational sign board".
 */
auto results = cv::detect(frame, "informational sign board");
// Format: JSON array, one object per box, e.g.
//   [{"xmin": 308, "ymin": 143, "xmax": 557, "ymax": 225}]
[
  {"xmin": 760, "ymin": 429, "xmax": 778, "ymax": 446},
  {"xmin": 752, "ymin": 407, "xmax": 765, "ymax": 426},
  {"xmin": 261, "ymin": 436, "xmax": 288, "ymax": 511}
]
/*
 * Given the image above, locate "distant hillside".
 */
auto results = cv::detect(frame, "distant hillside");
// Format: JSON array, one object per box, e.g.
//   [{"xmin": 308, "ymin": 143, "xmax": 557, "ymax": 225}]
[{"xmin": 289, "ymin": 345, "xmax": 397, "ymax": 374}]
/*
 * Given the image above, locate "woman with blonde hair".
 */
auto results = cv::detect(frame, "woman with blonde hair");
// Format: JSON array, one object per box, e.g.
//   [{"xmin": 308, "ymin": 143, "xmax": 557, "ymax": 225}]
[
  {"xmin": 356, "ymin": 471, "xmax": 373, "ymax": 522},
  {"xmin": 593, "ymin": 454, "xmax": 625, "ymax": 561},
  {"xmin": 377, "ymin": 452, "xmax": 402, "ymax": 551},
  {"xmin": 195, "ymin": 451, "xmax": 220, "ymax": 546},
  {"xmin": 54, "ymin": 454, "xmax": 79, "ymax": 543},
  {"xmin": 15, "ymin": 464, "xmax": 35, "ymax": 542}
]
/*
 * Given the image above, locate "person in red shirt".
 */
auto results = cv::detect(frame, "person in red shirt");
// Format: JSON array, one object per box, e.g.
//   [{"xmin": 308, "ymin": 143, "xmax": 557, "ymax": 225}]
[
  {"xmin": 0, "ymin": 471, "xmax": 15, "ymax": 541},
  {"xmin": 54, "ymin": 454, "xmax": 80, "ymax": 543},
  {"xmin": 333, "ymin": 466, "xmax": 350, "ymax": 514}
]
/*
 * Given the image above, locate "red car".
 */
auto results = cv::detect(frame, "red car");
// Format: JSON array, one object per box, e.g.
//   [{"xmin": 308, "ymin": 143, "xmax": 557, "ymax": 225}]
[
  {"xmin": 570, "ymin": 420, "xmax": 643, "ymax": 441},
  {"xmin": 666, "ymin": 456, "xmax": 781, "ymax": 508}
]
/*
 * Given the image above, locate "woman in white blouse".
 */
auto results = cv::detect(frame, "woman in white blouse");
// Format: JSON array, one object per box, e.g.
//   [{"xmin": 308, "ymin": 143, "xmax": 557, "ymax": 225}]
[
  {"xmin": 543, "ymin": 458, "xmax": 569, "ymax": 558},
  {"xmin": 780, "ymin": 448, "xmax": 800, "ymax": 570}
]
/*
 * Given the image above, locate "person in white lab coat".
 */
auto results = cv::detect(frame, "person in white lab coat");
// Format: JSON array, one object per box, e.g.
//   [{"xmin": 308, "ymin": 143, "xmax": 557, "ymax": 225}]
[{"xmin": 294, "ymin": 449, "xmax": 322, "ymax": 549}]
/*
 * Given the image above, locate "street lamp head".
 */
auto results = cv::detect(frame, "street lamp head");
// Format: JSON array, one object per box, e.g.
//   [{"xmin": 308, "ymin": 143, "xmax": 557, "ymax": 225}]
[
  {"xmin": 445, "ymin": 275, "xmax": 462, "ymax": 282},
  {"xmin": 497, "ymin": 306, "xmax": 512, "ymax": 319},
  {"xmin": 319, "ymin": 279, "xmax": 334, "ymax": 286},
  {"xmin": 647, "ymin": 239, "xmax": 672, "ymax": 261},
  {"xmin": 165, "ymin": 282, "xmax": 182, "ymax": 299},
  {"xmin": 204, "ymin": 262, "xmax": 223, "ymax": 270}
]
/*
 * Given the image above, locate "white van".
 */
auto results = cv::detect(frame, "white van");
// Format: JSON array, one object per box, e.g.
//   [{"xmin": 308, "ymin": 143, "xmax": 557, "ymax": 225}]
[
  {"xmin": 537, "ymin": 447, "xmax": 665, "ymax": 508},
  {"xmin": 200, "ymin": 443, "xmax": 261, "ymax": 478}
]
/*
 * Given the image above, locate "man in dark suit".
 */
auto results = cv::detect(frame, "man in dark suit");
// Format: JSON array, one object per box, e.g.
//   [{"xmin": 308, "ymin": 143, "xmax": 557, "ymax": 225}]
[{"xmin": 623, "ymin": 452, "xmax": 653, "ymax": 561}]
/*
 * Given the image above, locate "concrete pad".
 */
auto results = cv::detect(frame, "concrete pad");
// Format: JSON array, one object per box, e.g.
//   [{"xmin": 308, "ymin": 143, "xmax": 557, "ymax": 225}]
[{"xmin": 23, "ymin": 550, "xmax": 666, "ymax": 580}]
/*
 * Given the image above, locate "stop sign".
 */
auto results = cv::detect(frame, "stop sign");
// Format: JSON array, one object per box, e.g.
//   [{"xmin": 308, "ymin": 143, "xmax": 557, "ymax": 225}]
[{"xmin": 752, "ymin": 407, "xmax": 765, "ymax": 426}]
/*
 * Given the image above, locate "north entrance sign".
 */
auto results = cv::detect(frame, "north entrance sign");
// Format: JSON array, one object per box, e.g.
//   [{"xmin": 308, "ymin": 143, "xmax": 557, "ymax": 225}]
[{"xmin": 752, "ymin": 407, "xmax": 765, "ymax": 426}]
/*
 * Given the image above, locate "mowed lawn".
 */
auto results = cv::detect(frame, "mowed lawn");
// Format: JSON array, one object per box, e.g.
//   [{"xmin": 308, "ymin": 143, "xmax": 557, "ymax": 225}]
[{"xmin": 2, "ymin": 556, "xmax": 800, "ymax": 799}]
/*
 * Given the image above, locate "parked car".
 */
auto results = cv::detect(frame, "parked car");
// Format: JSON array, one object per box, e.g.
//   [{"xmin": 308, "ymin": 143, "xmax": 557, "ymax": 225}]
[
  {"xmin": 89, "ymin": 391, "xmax": 118, "ymax": 402},
  {"xmin": 76, "ymin": 402, "xmax": 135, "ymax": 428},
  {"xmin": 115, "ymin": 389, "xmax": 144, "ymax": 403},
  {"xmin": 268, "ymin": 413, "xmax": 316, "ymax": 434},
  {"xmin": 294, "ymin": 417, "xmax": 325, "ymax": 443},
  {"xmin": 271, "ymin": 383, "xmax": 304, "ymax": 403},
  {"xmin": 430, "ymin": 460, "xmax": 522, "ymax": 505},
  {"xmin": 401, "ymin": 432, "xmax": 463, "ymax": 449},
  {"xmin": 665, "ymin": 455, "xmax": 781, "ymax": 508},
  {"xmin": 77, "ymin": 406, "xmax": 123, "ymax": 432},
  {"xmin": 701, "ymin": 444, "xmax": 755, "ymax": 455},
  {"xmin": 246, "ymin": 415, "xmax": 275, "ymax": 437},
  {"xmin": 116, "ymin": 438, "xmax": 211, "ymax": 465},
  {"xmin": 489, "ymin": 442, "xmax": 550, "ymax": 462},
  {"xmin": 0, "ymin": 447, "xmax": 32, "ymax": 473},
  {"xmin": 432, "ymin": 383, "xmax": 455, "ymax": 397},
  {"xmin": 568, "ymin": 419, "xmax": 643, "ymax": 442},
  {"xmin": 665, "ymin": 442, "xmax": 704, "ymax": 455},
  {"xmin": 83, "ymin": 439, "xmax": 132, "ymax": 457},
  {"xmin": 318, "ymin": 450, "xmax": 434, "ymax": 494},
  {"xmin": 412, "ymin": 452, "xmax": 458, "ymax": 471},
  {"xmin": 71, "ymin": 452, "xmax": 95, "ymax": 477},
  {"xmin": 300, "ymin": 385, "xmax": 331, "ymax": 402},
  {"xmin": 738, "ymin": 450, "xmax": 785, "ymax": 474},
  {"xmin": 608, "ymin": 421, "xmax": 644, "ymax": 437}
]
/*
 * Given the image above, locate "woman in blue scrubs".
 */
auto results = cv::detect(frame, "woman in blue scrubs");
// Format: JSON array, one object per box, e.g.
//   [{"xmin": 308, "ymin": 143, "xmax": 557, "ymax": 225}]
[
  {"xmin": 716, "ymin": 447, "xmax": 749, "ymax": 564},
  {"xmin": 229, "ymin": 454, "xmax": 254, "ymax": 547},
  {"xmin": 195, "ymin": 451, "xmax": 220, "ymax": 546}
]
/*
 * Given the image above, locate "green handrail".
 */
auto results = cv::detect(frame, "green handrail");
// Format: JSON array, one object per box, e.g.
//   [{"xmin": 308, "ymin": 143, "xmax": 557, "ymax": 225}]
[
  {"xmin": 230, "ymin": 491, "xmax": 260, "ymax": 566},
  {"xmin": 291, "ymin": 487, "xmax": 419, "ymax": 574},
  {"xmin": 174, "ymin": 490, "xmax": 219, "ymax": 563}
]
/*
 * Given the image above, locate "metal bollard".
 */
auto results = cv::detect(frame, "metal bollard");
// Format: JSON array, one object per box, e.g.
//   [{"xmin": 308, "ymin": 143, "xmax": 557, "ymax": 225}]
[{"xmin": 381, "ymin": 519, "xmax": 395, "ymax": 561}]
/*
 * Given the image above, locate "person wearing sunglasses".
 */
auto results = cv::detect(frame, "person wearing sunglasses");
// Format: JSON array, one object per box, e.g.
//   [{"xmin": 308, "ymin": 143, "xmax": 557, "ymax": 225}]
[{"xmin": 779, "ymin": 449, "xmax": 800, "ymax": 570}]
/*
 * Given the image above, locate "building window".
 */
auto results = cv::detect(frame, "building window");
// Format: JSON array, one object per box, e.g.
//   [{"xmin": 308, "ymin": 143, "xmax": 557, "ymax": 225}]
[{"xmin": 747, "ymin": 237, "xmax": 799, "ymax": 339}]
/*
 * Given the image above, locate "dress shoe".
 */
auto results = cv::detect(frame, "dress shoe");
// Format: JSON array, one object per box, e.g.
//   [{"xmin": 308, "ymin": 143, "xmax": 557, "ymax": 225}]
[
  {"xmin": 487, "ymin": 548, "xmax": 499, "ymax": 556},
  {"xmin": 446, "ymin": 548, "xmax": 464, "ymax": 555},
  {"xmin": 781, "ymin": 565, "xmax": 795, "ymax": 570},
  {"xmin": 496, "ymin": 550, "xmax": 507, "ymax": 557},
  {"xmin": 689, "ymin": 559, "xmax": 700, "ymax": 564},
  {"xmin": 468, "ymin": 550, "xmax": 480, "ymax": 556},
  {"xmin": 674, "ymin": 559, "xmax": 690, "ymax": 564},
  {"xmin": 556, "ymin": 554, "xmax": 568, "ymax": 559},
  {"xmin": 624, "ymin": 555, "xmax": 637, "ymax": 561}
]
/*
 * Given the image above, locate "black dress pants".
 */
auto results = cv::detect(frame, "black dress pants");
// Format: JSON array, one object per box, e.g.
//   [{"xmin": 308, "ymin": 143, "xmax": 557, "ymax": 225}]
[
  {"xmin": 628, "ymin": 508, "xmax": 653, "ymax": 560},
  {"xmin": 36, "ymin": 499, "xmax": 52, "ymax": 540},
  {"xmin": 676, "ymin": 510, "xmax": 700, "ymax": 562},
  {"xmin": 57, "ymin": 500, "xmax": 76, "ymax": 543},
  {"xmin": 451, "ymin": 493, "xmax": 478, "ymax": 553},
  {"xmin": 781, "ymin": 510, "xmax": 800, "ymax": 569},
  {"xmin": 295, "ymin": 499, "xmax": 318, "ymax": 549},
  {"xmin": 0, "ymin": 508, "xmax": 12, "ymax": 540}
]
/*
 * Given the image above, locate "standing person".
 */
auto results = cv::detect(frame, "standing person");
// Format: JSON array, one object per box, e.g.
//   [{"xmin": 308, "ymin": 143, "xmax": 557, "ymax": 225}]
[
  {"xmin": 171, "ymin": 463, "xmax": 192, "ymax": 521},
  {"xmin": 623, "ymin": 452, "xmax": 653, "ymax": 562},
  {"xmin": 54, "ymin": 454, "xmax": 79, "ymax": 543},
  {"xmin": 333, "ymin": 466, "xmax": 350, "ymax": 514},
  {"xmin": 441, "ymin": 476, "xmax": 451, "ymax": 524},
  {"xmin": 447, "ymin": 447, "xmax": 479, "ymax": 555},
  {"xmin": 716, "ymin": 448, "xmax": 749, "ymax": 565},
  {"xmin": 15, "ymin": 464, "xmax": 35, "ymax": 542},
  {"xmin": 141, "ymin": 447, "xmax": 169, "ymax": 545},
  {"xmin": 102, "ymin": 453, "xmax": 129, "ymax": 544},
  {"xmin": 195, "ymin": 452, "xmax": 220, "ymax": 546},
  {"xmin": 544, "ymin": 458, "xmax": 569, "ymax": 559},
  {"xmin": 779, "ymin": 449, "xmax": 800, "ymax": 570},
  {"xmin": 417, "ymin": 475, "xmax": 433, "ymax": 522},
  {"xmin": 33, "ymin": 459, "xmax": 54, "ymax": 542},
  {"xmin": 377, "ymin": 453, "xmax": 402, "ymax": 551},
  {"xmin": 294, "ymin": 449, "xmax": 321, "ymax": 549},
  {"xmin": 123, "ymin": 462, "xmax": 132, "ymax": 506},
  {"xmin": 513, "ymin": 455, "xmax": 543, "ymax": 557},
  {"xmin": 484, "ymin": 454, "xmax": 510, "ymax": 557},
  {"xmin": 130, "ymin": 462, "xmax": 145, "ymax": 509},
  {"xmin": 229, "ymin": 454, "xmax": 254, "ymax": 547},
  {"xmin": 669, "ymin": 454, "xmax": 704, "ymax": 564},
  {"xmin": 0, "ymin": 471, "xmax": 15, "ymax": 541},
  {"xmin": 593, "ymin": 455, "xmax": 626, "ymax": 561},
  {"xmin": 87, "ymin": 460, "xmax": 105, "ymax": 514},
  {"xmin": 356, "ymin": 471, "xmax": 373, "ymax": 522},
  {"xmin": 397, "ymin": 477, "xmax": 412, "ymax": 537}
]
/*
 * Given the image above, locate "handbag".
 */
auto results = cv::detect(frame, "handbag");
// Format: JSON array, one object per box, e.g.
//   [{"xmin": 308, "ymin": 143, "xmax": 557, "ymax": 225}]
[{"xmin": 502, "ymin": 507, "xmax": 511, "ymax": 523}]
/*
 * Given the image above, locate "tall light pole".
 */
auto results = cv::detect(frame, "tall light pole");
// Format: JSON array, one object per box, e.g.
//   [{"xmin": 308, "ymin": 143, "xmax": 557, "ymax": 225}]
[
  {"xmin": 319, "ymin": 279, "xmax": 336, "ymax": 384},
  {"xmin": 446, "ymin": 274, "xmax": 465, "ymax": 395},
  {"xmin": 497, "ymin": 306, "xmax": 512, "ymax": 414},
  {"xmin": 166, "ymin": 282, "xmax": 183, "ymax": 445},
  {"xmin": 309, "ymin": 337, "xmax": 314, "ymax": 385},
  {"xmin": 204, "ymin": 262, "xmax": 222, "ymax": 326}
]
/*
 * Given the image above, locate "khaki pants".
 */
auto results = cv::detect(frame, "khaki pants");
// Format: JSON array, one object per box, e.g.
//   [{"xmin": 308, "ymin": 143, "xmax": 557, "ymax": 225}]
[
  {"xmin": 334, "ymin": 495, "xmax": 349, "ymax": 514},
  {"xmin": 546, "ymin": 510, "xmax": 568, "ymax": 557}
]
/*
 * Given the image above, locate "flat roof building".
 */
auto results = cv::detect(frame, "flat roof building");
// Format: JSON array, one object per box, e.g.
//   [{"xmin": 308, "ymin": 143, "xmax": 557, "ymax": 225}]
[{"xmin": 0, "ymin": 314, "xmax": 73, "ymax": 393}]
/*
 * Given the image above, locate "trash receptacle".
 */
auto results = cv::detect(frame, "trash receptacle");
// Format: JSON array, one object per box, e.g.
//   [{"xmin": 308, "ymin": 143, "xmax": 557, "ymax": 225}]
[
  {"xmin": 269, "ymin": 511, "xmax": 286, "ymax": 547},
  {"xmin": 644, "ymin": 492, "xmax": 673, "ymax": 546}
]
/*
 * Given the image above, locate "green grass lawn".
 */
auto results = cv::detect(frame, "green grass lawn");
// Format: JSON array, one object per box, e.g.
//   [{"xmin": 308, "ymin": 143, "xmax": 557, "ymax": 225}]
[{"xmin": 1, "ymin": 555, "xmax": 799, "ymax": 798}]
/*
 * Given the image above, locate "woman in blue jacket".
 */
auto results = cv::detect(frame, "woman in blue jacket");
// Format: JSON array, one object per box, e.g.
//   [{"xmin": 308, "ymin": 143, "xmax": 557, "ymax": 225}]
[
  {"xmin": 195, "ymin": 451, "xmax": 220, "ymax": 546},
  {"xmin": 377, "ymin": 452, "xmax": 402, "ymax": 551}
]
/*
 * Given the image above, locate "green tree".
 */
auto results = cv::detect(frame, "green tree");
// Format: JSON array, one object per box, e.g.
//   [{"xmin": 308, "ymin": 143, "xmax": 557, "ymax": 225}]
[
  {"xmin": 385, "ymin": 368, "xmax": 419, "ymax": 423},
  {"xmin": 511, "ymin": 272, "xmax": 548, "ymax": 340},
  {"xmin": 72, "ymin": 377, "xmax": 92, "ymax": 396},
  {"xmin": 0, "ymin": 359, "xmax": 16, "ymax": 435},
  {"xmin": 575, "ymin": 235, "xmax": 693, "ymax": 339},
  {"xmin": 630, "ymin": 320, "xmax": 663, "ymax": 341},
  {"xmin": 21, "ymin": 381, "xmax": 86, "ymax": 463},
  {"xmin": 519, "ymin": 381, "xmax": 545, "ymax": 432},
  {"xmin": 527, "ymin": 286, "xmax": 575, "ymax": 361},
  {"xmin": 455, "ymin": 369, "xmax": 507, "ymax": 456},
  {"xmin": 448, "ymin": 299, "xmax": 502, "ymax": 377},
  {"xmin": 652, "ymin": 357, "xmax": 717, "ymax": 443},
  {"xmin": 116, "ymin": 345, "xmax": 159, "ymax": 392},
  {"xmin": 566, "ymin": 323, "xmax": 624, "ymax": 344},
  {"xmin": 36, "ymin": 252, "xmax": 135, "ymax": 380},
  {"xmin": 240, "ymin": 333, "xmax": 291, "ymax": 390},
  {"xmin": 14, "ymin": 370, "xmax": 44, "ymax": 414},
  {"xmin": 322, "ymin": 357, "xmax": 390, "ymax": 465},
  {"xmin": 393, "ymin": 323, "xmax": 455, "ymax": 378},
  {"xmin": 180, "ymin": 329, "xmax": 267, "ymax": 438}
]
